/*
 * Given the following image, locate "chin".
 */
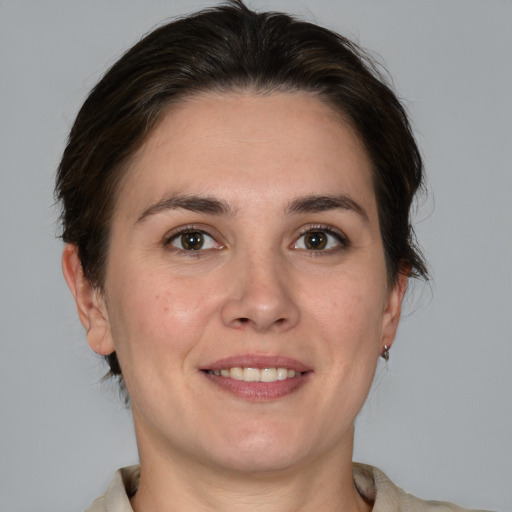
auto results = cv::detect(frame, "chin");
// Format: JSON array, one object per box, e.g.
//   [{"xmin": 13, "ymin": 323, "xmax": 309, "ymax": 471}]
[
  {"xmin": 199, "ymin": 421, "xmax": 318, "ymax": 474},
  {"xmin": 212, "ymin": 445, "xmax": 304, "ymax": 475}
]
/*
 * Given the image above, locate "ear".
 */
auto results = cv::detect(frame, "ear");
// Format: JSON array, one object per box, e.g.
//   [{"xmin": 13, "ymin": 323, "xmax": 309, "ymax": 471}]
[
  {"xmin": 62, "ymin": 244, "xmax": 115, "ymax": 355},
  {"xmin": 380, "ymin": 272, "xmax": 408, "ymax": 349}
]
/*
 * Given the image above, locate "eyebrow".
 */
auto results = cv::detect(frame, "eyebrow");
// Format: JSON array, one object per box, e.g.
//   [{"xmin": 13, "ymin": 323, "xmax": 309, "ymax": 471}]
[
  {"xmin": 135, "ymin": 192, "xmax": 369, "ymax": 224},
  {"xmin": 136, "ymin": 194, "xmax": 235, "ymax": 223},
  {"xmin": 286, "ymin": 194, "xmax": 369, "ymax": 222}
]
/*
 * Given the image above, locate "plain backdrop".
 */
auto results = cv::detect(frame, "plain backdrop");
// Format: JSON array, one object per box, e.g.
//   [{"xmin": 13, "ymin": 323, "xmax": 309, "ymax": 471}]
[{"xmin": 1, "ymin": 1, "xmax": 511, "ymax": 511}]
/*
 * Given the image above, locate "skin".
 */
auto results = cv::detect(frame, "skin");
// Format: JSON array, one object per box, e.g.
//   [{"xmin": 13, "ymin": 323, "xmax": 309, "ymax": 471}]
[{"xmin": 63, "ymin": 92, "xmax": 407, "ymax": 512}]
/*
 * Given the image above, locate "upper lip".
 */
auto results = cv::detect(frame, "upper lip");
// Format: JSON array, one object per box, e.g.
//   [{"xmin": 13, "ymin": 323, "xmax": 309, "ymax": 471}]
[{"xmin": 201, "ymin": 354, "xmax": 312, "ymax": 373}]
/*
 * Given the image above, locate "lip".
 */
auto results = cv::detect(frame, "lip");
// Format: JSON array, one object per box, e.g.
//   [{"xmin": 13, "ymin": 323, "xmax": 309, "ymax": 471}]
[
  {"xmin": 201, "ymin": 354, "xmax": 312, "ymax": 373},
  {"xmin": 199, "ymin": 354, "xmax": 312, "ymax": 402}
]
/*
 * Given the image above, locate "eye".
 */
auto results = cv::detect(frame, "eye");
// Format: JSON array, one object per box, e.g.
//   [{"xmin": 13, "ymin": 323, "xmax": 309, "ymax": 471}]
[
  {"xmin": 292, "ymin": 228, "xmax": 348, "ymax": 252},
  {"xmin": 167, "ymin": 230, "xmax": 220, "ymax": 251}
]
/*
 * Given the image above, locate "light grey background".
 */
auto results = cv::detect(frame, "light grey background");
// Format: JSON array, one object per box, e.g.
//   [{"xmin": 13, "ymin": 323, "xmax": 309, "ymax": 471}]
[{"xmin": 1, "ymin": 1, "xmax": 511, "ymax": 511}]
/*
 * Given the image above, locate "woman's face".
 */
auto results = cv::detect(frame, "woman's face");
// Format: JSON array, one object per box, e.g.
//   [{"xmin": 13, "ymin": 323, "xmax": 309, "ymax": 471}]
[{"xmin": 77, "ymin": 92, "xmax": 405, "ymax": 473}]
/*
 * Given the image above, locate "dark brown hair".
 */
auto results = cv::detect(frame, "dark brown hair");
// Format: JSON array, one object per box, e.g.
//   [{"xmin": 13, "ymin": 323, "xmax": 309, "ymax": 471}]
[{"xmin": 56, "ymin": 0, "xmax": 427, "ymax": 383}]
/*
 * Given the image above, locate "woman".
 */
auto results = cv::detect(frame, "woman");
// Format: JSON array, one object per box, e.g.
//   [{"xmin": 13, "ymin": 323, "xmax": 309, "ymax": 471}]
[{"xmin": 56, "ymin": 1, "xmax": 491, "ymax": 511}]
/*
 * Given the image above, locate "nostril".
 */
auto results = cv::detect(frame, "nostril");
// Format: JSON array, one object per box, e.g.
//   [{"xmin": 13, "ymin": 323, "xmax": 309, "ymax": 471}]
[
  {"xmin": 231, "ymin": 317, "xmax": 251, "ymax": 329},
  {"xmin": 233, "ymin": 316, "xmax": 288, "ymax": 330}
]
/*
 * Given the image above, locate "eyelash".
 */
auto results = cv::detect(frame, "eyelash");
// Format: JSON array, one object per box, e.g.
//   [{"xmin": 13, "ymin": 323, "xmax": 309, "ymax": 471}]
[
  {"xmin": 293, "ymin": 224, "xmax": 350, "ymax": 255},
  {"xmin": 164, "ymin": 225, "xmax": 223, "ymax": 256},
  {"xmin": 163, "ymin": 224, "xmax": 350, "ymax": 256}
]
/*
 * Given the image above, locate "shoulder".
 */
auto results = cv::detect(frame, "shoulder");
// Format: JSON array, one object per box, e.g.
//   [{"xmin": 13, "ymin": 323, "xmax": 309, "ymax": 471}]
[
  {"xmin": 85, "ymin": 496, "xmax": 106, "ymax": 512},
  {"xmin": 87, "ymin": 463, "xmax": 493, "ymax": 512},
  {"xmin": 84, "ymin": 466, "xmax": 139, "ymax": 512},
  {"xmin": 353, "ymin": 463, "xmax": 494, "ymax": 512}
]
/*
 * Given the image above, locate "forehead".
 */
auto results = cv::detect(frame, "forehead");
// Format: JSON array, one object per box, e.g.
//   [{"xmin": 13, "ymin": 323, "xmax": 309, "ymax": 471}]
[{"xmin": 117, "ymin": 91, "xmax": 377, "ymax": 220}]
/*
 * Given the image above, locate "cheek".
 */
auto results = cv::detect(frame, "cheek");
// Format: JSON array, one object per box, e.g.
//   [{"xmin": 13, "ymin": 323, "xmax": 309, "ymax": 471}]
[
  {"xmin": 304, "ymin": 268, "xmax": 388, "ymax": 386},
  {"xmin": 105, "ymin": 266, "xmax": 217, "ymax": 370},
  {"xmin": 311, "ymin": 276, "xmax": 386, "ymax": 341}
]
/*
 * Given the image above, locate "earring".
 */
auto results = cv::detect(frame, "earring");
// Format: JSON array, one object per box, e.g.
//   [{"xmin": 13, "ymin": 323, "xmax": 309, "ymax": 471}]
[{"xmin": 381, "ymin": 344, "xmax": 390, "ymax": 361}]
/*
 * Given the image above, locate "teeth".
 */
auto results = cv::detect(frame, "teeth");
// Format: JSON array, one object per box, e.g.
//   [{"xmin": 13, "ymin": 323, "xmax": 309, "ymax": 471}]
[
  {"xmin": 207, "ymin": 367, "xmax": 300, "ymax": 383},
  {"xmin": 261, "ymin": 368, "xmax": 277, "ymax": 382},
  {"xmin": 243, "ymin": 367, "xmax": 260, "ymax": 382},
  {"xmin": 277, "ymin": 368, "xmax": 288, "ymax": 380},
  {"xmin": 230, "ymin": 367, "xmax": 243, "ymax": 380}
]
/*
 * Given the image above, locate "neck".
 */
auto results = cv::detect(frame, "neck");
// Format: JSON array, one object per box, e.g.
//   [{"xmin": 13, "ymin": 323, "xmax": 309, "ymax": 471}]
[{"xmin": 130, "ymin": 426, "xmax": 371, "ymax": 512}]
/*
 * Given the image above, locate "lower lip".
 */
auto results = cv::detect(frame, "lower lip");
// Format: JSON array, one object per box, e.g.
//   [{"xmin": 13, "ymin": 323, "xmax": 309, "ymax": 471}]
[{"xmin": 202, "ymin": 372, "xmax": 310, "ymax": 401}]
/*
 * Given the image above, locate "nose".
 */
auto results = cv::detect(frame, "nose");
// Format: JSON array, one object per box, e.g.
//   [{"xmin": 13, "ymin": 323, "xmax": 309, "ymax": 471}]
[{"xmin": 220, "ymin": 254, "xmax": 300, "ymax": 333}]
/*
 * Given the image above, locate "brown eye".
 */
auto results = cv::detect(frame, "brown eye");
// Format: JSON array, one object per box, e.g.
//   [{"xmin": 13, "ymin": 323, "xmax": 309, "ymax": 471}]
[
  {"xmin": 180, "ymin": 232, "xmax": 204, "ymax": 250},
  {"xmin": 292, "ymin": 228, "xmax": 348, "ymax": 252},
  {"xmin": 304, "ymin": 231, "xmax": 327, "ymax": 250},
  {"xmin": 169, "ymin": 230, "xmax": 219, "ymax": 251}
]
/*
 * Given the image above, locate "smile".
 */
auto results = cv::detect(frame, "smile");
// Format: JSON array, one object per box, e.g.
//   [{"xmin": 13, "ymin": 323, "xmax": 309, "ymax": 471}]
[
  {"xmin": 201, "ymin": 356, "xmax": 312, "ymax": 400},
  {"xmin": 206, "ymin": 367, "xmax": 302, "ymax": 382}
]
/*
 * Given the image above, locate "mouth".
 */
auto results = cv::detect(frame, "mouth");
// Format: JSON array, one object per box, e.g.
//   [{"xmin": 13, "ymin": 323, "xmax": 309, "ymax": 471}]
[
  {"xmin": 205, "ymin": 367, "xmax": 304, "ymax": 382},
  {"xmin": 200, "ymin": 355, "xmax": 312, "ymax": 401}
]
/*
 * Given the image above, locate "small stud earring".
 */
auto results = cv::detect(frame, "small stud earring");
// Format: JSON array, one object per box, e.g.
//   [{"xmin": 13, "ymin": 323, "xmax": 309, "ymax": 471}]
[{"xmin": 381, "ymin": 344, "xmax": 390, "ymax": 361}]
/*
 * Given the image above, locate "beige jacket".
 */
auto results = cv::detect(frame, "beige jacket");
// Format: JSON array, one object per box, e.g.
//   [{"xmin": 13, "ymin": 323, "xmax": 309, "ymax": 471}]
[{"xmin": 85, "ymin": 463, "xmax": 492, "ymax": 512}]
